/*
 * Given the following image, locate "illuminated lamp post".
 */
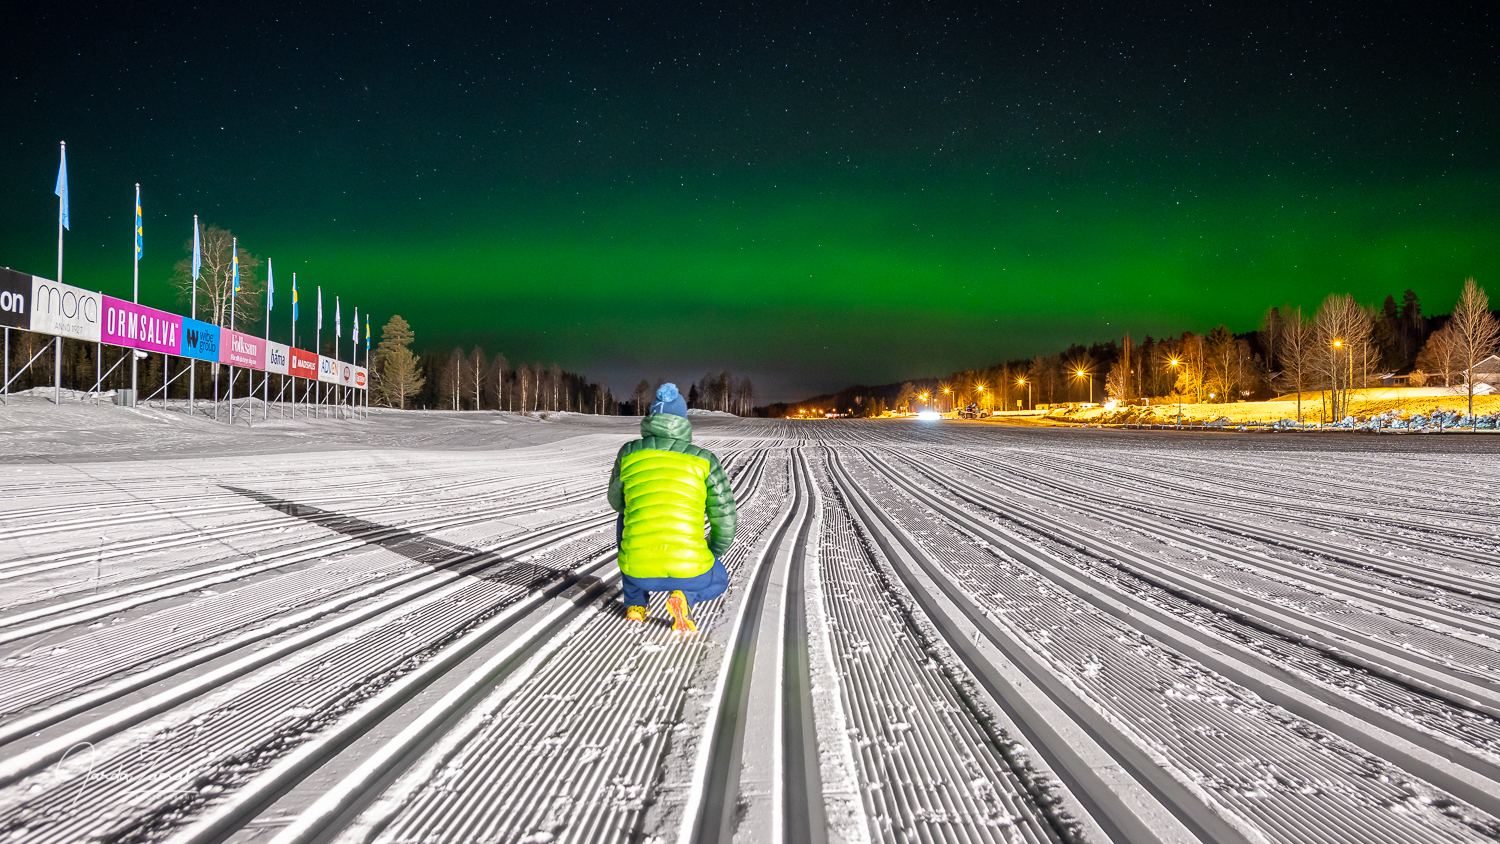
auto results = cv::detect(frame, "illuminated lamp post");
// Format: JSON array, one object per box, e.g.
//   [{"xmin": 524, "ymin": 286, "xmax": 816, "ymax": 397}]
[
  {"xmin": 1016, "ymin": 377, "xmax": 1031, "ymax": 411},
  {"xmin": 1167, "ymin": 358, "xmax": 1182, "ymax": 428},
  {"xmin": 1331, "ymin": 338, "xmax": 1352, "ymax": 420},
  {"xmin": 1073, "ymin": 368, "xmax": 1093, "ymax": 404}
]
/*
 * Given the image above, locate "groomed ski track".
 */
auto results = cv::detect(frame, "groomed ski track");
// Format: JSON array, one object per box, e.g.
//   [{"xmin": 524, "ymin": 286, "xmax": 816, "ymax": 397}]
[{"xmin": 2, "ymin": 415, "xmax": 1499, "ymax": 843}]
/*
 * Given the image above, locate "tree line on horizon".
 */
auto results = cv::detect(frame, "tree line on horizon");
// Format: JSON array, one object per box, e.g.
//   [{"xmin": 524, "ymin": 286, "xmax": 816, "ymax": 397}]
[
  {"xmin": 364, "ymin": 322, "xmax": 757, "ymax": 417},
  {"xmin": 764, "ymin": 281, "xmax": 1499, "ymax": 421}
]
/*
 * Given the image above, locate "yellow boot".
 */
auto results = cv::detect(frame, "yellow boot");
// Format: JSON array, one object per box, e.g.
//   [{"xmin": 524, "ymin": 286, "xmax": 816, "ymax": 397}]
[
  {"xmin": 666, "ymin": 590, "xmax": 696, "ymax": 633},
  {"xmin": 625, "ymin": 605, "xmax": 648, "ymax": 623}
]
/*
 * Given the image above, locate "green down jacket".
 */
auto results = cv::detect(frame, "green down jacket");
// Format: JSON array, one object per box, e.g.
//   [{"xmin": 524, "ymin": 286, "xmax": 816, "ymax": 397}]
[{"xmin": 607, "ymin": 413, "xmax": 737, "ymax": 579}]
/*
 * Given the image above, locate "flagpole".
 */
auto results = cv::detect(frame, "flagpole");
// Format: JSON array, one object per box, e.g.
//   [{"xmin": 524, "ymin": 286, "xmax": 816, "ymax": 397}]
[
  {"xmin": 264, "ymin": 259, "xmax": 272, "ymax": 421},
  {"xmin": 55, "ymin": 142, "xmax": 65, "ymax": 406},
  {"xmin": 132, "ymin": 183, "xmax": 140, "ymax": 400},
  {"xmin": 189, "ymin": 216, "xmax": 198, "ymax": 416},
  {"xmin": 292, "ymin": 273, "xmax": 297, "ymax": 420},
  {"xmin": 362, "ymin": 315, "xmax": 366, "ymax": 419},
  {"xmin": 228, "ymin": 237, "xmax": 236, "ymax": 426},
  {"xmin": 316, "ymin": 286, "xmax": 322, "ymax": 420},
  {"xmin": 335, "ymin": 296, "xmax": 342, "ymax": 419}
]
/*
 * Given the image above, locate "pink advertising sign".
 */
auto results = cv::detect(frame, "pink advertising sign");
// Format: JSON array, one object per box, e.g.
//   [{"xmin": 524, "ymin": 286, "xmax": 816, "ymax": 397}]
[
  {"xmin": 218, "ymin": 329, "xmax": 266, "ymax": 369},
  {"xmin": 101, "ymin": 296, "xmax": 181, "ymax": 355}
]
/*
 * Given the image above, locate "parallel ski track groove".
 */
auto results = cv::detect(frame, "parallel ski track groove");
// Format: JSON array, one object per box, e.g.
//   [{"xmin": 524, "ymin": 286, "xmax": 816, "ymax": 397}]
[
  {"xmin": 780, "ymin": 449, "xmax": 827, "ymax": 844},
  {"xmin": 859, "ymin": 448, "xmax": 1500, "ymax": 828},
  {"xmin": 812, "ymin": 453, "xmax": 1067, "ymax": 844},
  {"xmin": 986, "ymin": 452, "xmax": 1500, "ymax": 590},
  {"xmin": 3, "ymin": 450, "xmax": 770, "ymax": 844},
  {"xmin": 693, "ymin": 448, "xmax": 811, "ymax": 844},
  {"xmin": 163, "ymin": 449, "xmax": 771, "ymax": 844},
  {"xmin": 0, "ymin": 484, "xmax": 609, "ymax": 651},
  {"xmin": 925, "ymin": 448, "xmax": 1500, "ymax": 617},
  {"xmin": 892, "ymin": 449, "xmax": 1500, "ymax": 710},
  {"xmin": 824, "ymin": 450, "xmax": 1231, "ymax": 844}
]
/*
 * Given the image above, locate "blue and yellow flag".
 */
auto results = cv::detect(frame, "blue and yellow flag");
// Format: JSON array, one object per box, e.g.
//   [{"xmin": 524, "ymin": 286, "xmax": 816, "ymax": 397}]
[
  {"xmin": 292, "ymin": 274, "xmax": 299, "ymax": 322},
  {"xmin": 366, "ymin": 315, "xmax": 370, "ymax": 350},
  {"xmin": 232, "ymin": 238, "xmax": 240, "ymax": 295},
  {"xmin": 134, "ymin": 185, "xmax": 142, "ymax": 260}
]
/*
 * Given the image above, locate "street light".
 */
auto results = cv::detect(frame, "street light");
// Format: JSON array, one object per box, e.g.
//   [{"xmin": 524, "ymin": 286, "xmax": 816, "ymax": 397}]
[
  {"xmin": 1072, "ymin": 368, "xmax": 1093, "ymax": 404},
  {"xmin": 1016, "ymin": 377, "xmax": 1031, "ymax": 411},
  {"xmin": 1167, "ymin": 358, "xmax": 1182, "ymax": 428},
  {"xmin": 1331, "ymin": 338, "xmax": 1352, "ymax": 420}
]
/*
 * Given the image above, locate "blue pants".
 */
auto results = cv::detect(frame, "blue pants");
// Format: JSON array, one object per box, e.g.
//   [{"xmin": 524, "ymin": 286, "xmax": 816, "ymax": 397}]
[{"xmin": 617, "ymin": 514, "xmax": 729, "ymax": 607}]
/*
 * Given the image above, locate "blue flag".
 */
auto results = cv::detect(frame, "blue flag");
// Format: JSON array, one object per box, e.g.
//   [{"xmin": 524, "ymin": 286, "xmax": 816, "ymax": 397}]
[
  {"xmin": 55, "ymin": 143, "xmax": 69, "ymax": 231},
  {"xmin": 134, "ymin": 185, "xmax": 143, "ymax": 260},
  {"xmin": 232, "ymin": 238, "xmax": 240, "ymax": 295},
  {"xmin": 192, "ymin": 217, "xmax": 201, "ymax": 281},
  {"xmin": 366, "ymin": 314, "xmax": 370, "ymax": 351},
  {"xmin": 266, "ymin": 259, "xmax": 274, "ymax": 312}
]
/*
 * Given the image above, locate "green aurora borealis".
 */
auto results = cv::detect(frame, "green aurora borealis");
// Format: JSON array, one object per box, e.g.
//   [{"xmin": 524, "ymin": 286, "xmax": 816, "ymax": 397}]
[{"xmin": 5, "ymin": 3, "xmax": 1499, "ymax": 400}]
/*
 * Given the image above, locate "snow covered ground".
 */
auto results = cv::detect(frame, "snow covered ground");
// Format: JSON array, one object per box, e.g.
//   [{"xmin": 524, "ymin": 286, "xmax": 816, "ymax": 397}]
[{"xmin": 2, "ymin": 403, "xmax": 1499, "ymax": 843}]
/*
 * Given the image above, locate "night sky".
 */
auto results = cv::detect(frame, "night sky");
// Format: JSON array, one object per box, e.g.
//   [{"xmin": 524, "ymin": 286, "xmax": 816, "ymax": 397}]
[{"xmin": 4, "ymin": 2, "xmax": 1497, "ymax": 401}]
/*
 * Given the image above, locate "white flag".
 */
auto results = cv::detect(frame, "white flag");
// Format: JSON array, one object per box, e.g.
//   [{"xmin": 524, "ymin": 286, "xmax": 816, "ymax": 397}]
[{"xmin": 336, "ymin": 297, "xmax": 342, "ymax": 339}]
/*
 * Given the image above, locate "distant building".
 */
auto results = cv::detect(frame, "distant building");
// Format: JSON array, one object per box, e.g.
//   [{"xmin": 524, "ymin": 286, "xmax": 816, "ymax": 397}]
[{"xmin": 1465, "ymin": 354, "xmax": 1500, "ymax": 388}]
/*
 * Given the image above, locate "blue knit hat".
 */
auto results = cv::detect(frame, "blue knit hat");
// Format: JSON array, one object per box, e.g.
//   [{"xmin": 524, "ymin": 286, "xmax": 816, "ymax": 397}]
[{"xmin": 650, "ymin": 383, "xmax": 688, "ymax": 417}]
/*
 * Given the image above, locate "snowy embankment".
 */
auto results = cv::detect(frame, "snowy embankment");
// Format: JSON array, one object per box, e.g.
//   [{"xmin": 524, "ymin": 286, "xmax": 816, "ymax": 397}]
[{"xmin": 1, "ymin": 407, "xmax": 1498, "ymax": 843}]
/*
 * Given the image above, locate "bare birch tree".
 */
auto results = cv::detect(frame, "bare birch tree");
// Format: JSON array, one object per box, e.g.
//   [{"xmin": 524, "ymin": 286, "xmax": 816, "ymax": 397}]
[
  {"xmin": 1416, "ymin": 326, "xmax": 1460, "ymax": 388},
  {"xmin": 1313, "ymin": 293, "xmax": 1373, "ymax": 421},
  {"xmin": 170, "ymin": 225, "xmax": 263, "ymax": 328},
  {"xmin": 1276, "ymin": 306, "xmax": 1314, "ymax": 422},
  {"xmin": 1450, "ymin": 277, "xmax": 1500, "ymax": 418},
  {"xmin": 467, "ymin": 347, "xmax": 485, "ymax": 410}
]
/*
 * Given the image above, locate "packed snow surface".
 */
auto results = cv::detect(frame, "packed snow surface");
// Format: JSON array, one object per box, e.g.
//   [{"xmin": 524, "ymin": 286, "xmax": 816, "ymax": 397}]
[{"xmin": 1, "ymin": 399, "xmax": 1499, "ymax": 844}]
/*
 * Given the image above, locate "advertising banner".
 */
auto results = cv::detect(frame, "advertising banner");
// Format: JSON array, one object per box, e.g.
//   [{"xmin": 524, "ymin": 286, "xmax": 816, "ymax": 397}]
[
  {"xmin": 265, "ymin": 342, "xmax": 290, "ymax": 375},
  {"xmin": 218, "ymin": 329, "xmax": 266, "ymax": 370},
  {"xmin": 339, "ymin": 360, "xmax": 355, "ymax": 387},
  {"xmin": 0, "ymin": 268, "xmax": 29, "ymax": 330},
  {"xmin": 318, "ymin": 355, "xmax": 341, "ymax": 384},
  {"xmin": 101, "ymin": 296, "xmax": 179, "ymax": 354},
  {"xmin": 289, "ymin": 347, "xmax": 318, "ymax": 379},
  {"xmin": 180, "ymin": 318, "xmax": 220, "ymax": 362},
  {"xmin": 33, "ymin": 278, "xmax": 102, "ymax": 342},
  {"xmin": 354, "ymin": 366, "xmax": 368, "ymax": 389}
]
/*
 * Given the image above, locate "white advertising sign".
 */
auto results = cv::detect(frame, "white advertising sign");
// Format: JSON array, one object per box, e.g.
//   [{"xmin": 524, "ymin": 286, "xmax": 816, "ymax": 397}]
[
  {"xmin": 353, "ymin": 366, "xmax": 368, "ymax": 390},
  {"xmin": 30, "ymin": 277, "xmax": 101, "ymax": 342},
  {"xmin": 265, "ymin": 341, "xmax": 290, "ymax": 375},
  {"xmin": 317, "ymin": 355, "xmax": 340, "ymax": 384}
]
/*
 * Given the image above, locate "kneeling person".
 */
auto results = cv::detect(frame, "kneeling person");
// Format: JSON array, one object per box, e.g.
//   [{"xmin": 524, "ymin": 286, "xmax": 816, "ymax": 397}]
[{"xmin": 608, "ymin": 383, "xmax": 737, "ymax": 632}]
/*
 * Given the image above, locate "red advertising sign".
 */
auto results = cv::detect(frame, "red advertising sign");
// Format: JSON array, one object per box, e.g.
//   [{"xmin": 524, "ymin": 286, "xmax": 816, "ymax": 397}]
[
  {"xmin": 354, "ymin": 366, "xmax": 368, "ymax": 388},
  {"xmin": 289, "ymin": 347, "xmax": 319, "ymax": 379}
]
